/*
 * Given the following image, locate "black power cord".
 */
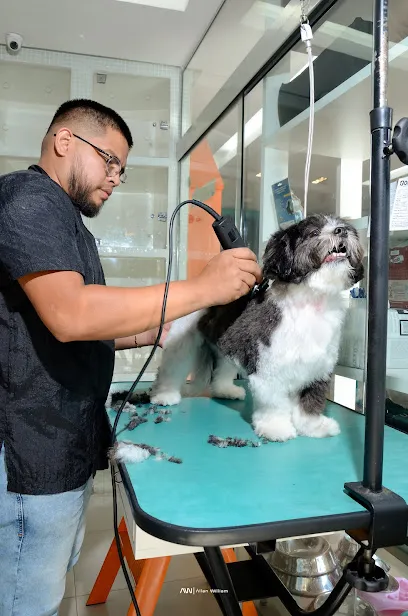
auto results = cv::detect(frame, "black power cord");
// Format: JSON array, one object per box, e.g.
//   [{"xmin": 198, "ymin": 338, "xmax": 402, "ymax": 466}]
[{"xmin": 109, "ymin": 199, "xmax": 245, "ymax": 615}]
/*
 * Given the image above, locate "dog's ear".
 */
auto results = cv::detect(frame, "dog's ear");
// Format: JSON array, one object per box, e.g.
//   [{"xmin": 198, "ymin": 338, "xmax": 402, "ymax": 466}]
[{"xmin": 262, "ymin": 229, "xmax": 295, "ymax": 282}]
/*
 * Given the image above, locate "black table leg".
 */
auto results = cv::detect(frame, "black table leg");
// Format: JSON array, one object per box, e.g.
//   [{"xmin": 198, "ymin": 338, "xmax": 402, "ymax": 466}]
[
  {"xmin": 204, "ymin": 547, "xmax": 244, "ymax": 616},
  {"xmin": 194, "ymin": 553, "xmax": 229, "ymax": 616}
]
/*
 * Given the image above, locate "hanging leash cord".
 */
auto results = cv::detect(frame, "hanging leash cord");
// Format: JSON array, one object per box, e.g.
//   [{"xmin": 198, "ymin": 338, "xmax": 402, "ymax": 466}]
[{"xmin": 300, "ymin": 0, "xmax": 315, "ymax": 217}]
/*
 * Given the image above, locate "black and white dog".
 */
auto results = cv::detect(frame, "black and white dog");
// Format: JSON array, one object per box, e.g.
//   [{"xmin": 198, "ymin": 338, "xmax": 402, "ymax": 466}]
[{"xmin": 150, "ymin": 215, "xmax": 364, "ymax": 442}]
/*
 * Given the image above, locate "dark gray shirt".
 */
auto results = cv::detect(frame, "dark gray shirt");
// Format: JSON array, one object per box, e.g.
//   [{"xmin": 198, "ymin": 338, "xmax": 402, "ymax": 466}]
[{"xmin": 0, "ymin": 165, "xmax": 114, "ymax": 495}]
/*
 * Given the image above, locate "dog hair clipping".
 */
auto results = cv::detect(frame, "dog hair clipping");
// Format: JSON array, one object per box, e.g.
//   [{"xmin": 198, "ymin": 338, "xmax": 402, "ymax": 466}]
[
  {"xmin": 108, "ymin": 441, "xmax": 151, "ymax": 464},
  {"xmin": 208, "ymin": 434, "xmax": 264, "ymax": 448}
]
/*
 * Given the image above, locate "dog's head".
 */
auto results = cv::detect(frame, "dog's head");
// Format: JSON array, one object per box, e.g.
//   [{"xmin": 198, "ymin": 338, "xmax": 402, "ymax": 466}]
[{"xmin": 262, "ymin": 215, "xmax": 364, "ymax": 289}]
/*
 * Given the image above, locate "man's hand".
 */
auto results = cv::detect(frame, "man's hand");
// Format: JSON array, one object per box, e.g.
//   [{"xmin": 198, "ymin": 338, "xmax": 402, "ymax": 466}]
[{"xmin": 196, "ymin": 248, "xmax": 262, "ymax": 306}]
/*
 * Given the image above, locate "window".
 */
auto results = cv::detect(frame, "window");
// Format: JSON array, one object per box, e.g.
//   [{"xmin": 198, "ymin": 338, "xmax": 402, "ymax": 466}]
[
  {"xmin": 178, "ymin": 104, "xmax": 242, "ymax": 280},
  {"xmin": 241, "ymin": 0, "xmax": 385, "ymax": 410}
]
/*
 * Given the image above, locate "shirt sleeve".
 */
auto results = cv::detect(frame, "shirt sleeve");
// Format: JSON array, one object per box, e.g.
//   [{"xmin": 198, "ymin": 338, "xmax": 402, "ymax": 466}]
[{"xmin": 0, "ymin": 173, "xmax": 85, "ymax": 281}]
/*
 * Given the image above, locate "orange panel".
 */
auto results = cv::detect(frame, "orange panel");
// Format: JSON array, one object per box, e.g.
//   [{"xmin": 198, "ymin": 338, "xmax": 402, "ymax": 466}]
[
  {"xmin": 126, "ymin": 556, "xmax": 171, "ymax": 616},
  {"xmin": 86, "ymin": 518, "xmax": 127, "ymax": 606},
  {"xmin": 187, "ymin": 139, "xmax": 224, "ymax": 279}
]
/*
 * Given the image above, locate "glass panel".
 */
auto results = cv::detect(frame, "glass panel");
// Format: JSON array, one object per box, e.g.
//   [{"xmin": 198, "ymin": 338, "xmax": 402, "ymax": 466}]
[
  {"xmin": 180, "ymin": 104, "xmax": 241, "ymax": 279},
  {"xmin": 182, "ymin": 0, "xmax": 313, "ymax": 133},
  {"xmin": 242, "ymin": 81, "xmax": 263, "ymax": 256},
  {"xmin": 87, "ymin": 163, "xmax": 169, "ymax": 379},
  {"xmin": 100, "ymin": 256, "xmax": 166, "ymax": 287},
  {"xmin": 91, "ymin": 73, "xmax": 171, "ymax": 378},
  {"xmin": 87, "ymin": 166, "xmax": 168, "ymax": 253},
  {"xmin": 91, "ymin": 71, "xmax": 173, "ymax": 379},
  {"xmin": 92, "ymin": 72, "xmax": 171, "ymax": 159},
  {"xmin": 0, "ymin": 52, "xmax": 178, "ymax": 384},
  {"xmin": 0, "ymin": 62, "xmax": 71, "ymax": 160},
  {"xmin": 102, "ymin": 256, "xmax": 166, "ymax": 379},
  {"xmin": 0, "ymin": 156, "xmax": 37, "ymax": 175},
  {"xmin": 242, "ymin": 0, "xmax": 397, "ymax": 411}
]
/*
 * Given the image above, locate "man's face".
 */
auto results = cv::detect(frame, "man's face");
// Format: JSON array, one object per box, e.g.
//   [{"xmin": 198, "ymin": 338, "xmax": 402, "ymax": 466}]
[{"xmin": 67, "ymin": 127, "xmax": 129, "ymax": 218}]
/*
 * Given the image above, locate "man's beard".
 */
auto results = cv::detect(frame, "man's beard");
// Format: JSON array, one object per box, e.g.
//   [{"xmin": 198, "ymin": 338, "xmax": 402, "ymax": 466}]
[{"xmin": 68, "ymin": 163, "xmax": 103, "ymax": 218}]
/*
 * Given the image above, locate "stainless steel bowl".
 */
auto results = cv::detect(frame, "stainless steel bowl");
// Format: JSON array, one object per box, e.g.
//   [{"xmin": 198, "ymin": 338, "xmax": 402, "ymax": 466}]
[
  {"xmin": 311, "ymin": 592, "xmax": 378, "ymax": 615},
  {"xmin": 270, "ymin": 537, "xmax": 339, "ymax": 577},
  {"xmin": 274, "ymin": 567, "xmax": 343, "ymax": 598},
  {"xmin": 336, "ymin": 534, "xmax": 359, "ymax": 565}
]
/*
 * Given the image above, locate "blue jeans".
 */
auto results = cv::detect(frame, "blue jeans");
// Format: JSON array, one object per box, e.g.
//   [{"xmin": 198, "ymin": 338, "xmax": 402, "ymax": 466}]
[{"xmin": 0, "ymin": 446, "xmax": 93, "ymax": 616}]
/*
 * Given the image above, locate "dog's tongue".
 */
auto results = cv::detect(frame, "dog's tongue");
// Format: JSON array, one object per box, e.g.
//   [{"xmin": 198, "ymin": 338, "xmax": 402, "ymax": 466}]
[{"xmin": 324, "ymin": 252, "xmax": 347, "ymax": 263}]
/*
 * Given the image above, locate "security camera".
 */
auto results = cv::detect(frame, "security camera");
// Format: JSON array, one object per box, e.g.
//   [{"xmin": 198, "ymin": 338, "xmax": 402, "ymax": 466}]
[{"xmin": 6, "ymin": 33, "xmax": 23, "ymax": 53}]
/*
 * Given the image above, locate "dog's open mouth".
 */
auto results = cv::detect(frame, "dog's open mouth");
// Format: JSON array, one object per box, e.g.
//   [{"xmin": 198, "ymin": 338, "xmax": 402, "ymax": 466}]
[{"xmin": 324, "ymin": 246, "xmax": 348, "ymax": 263}]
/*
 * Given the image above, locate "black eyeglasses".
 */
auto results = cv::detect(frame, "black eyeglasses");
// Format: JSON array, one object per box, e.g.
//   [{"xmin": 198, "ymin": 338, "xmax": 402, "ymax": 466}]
[{"xmin": 54, "ymin": 132, "xmax": 127, "ymax": 183}]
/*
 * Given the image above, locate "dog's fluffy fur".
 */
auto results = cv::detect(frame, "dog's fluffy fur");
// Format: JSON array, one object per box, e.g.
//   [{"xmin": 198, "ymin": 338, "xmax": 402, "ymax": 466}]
[{"xmin": 150, "ymin": 215, "xmax": 364, "ymax": 442}]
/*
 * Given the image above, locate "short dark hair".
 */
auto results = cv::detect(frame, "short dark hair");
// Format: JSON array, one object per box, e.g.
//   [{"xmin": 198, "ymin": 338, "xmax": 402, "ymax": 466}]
[{"xmin": 47, "ymin": 99, "xmax": 133, "ymax": 148}]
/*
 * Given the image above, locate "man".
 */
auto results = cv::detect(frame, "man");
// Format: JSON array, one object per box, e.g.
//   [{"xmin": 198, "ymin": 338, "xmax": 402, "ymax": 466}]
[{"xmin": 0, "ymin": 99, "xmax": 261, "ymax": 616}]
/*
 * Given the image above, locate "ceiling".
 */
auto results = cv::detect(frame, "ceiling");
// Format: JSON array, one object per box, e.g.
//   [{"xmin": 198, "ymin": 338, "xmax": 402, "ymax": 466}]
[{"xmin": 1, "ymin": 0, "xmax": 224, "ymax": 67}]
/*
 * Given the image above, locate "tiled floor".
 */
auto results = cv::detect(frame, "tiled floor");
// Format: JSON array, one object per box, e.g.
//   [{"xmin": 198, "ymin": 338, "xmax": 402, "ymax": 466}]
[{"xmin": 60, "ymin": 468, "xmax": 255, "ymax": 616}]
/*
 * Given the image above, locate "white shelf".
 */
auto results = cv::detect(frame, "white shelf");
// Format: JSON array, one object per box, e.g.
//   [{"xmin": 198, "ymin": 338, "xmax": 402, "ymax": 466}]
[
  {"xmin": 351, "ymin": 216, "xmax": 408, "ymax": 242},
  {"xmin": 113, "ymin": 372, "xmax": 157, "ymax": 382},
  {"xmin": 98, "ymin": 247, "xmax": 168, "ymax": 259},
  {"xmin": 0, "ymin": 152, "xmax": 170, "ymax": 170},
  {"xmin": 351, "ymin": 216, "xmax": 369, "ymax": 231},
  {"xmin": 126, "ymin": 156, "xmax": 170, "ymax": 168},
  {"xmin": 335, "ymin": 365, "xmax": 408, "ymax": 394},
  {"xmin": 335, "ymin": 365, "xmax": 364, "ymax": 381},
  {"xmin": 265, "ymin": 36, "xmax": 408, "ymax": 160}
]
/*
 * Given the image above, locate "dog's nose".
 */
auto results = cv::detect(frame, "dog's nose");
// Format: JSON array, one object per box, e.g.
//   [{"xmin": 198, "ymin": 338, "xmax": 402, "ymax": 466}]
[{"xmin": 334, "ymin": 226, "xmax": 348, "ymax": 237}]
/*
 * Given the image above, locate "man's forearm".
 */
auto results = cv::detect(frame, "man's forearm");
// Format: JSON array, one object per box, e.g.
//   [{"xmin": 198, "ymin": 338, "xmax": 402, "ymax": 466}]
[
  {"xmin": 74, "ymin": 279, "xmax": 206, "ymax": 342},
  {"xmin": 18, "ymin": 246, "xmax": 261, "ymax": 344},
  {"xmin": 115, "ymin": 335, "xmax": 136, "ymax": 351},
  {"xmin": 115, "ymin": 331, "xmax": 154, "ymax": 350}
]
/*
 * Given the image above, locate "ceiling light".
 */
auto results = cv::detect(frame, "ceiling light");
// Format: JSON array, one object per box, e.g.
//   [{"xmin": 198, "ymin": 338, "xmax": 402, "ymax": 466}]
[
  {"xmin": 115, "ymin": 0, "xmax": 190, "ymax": 9},
  {"xmin": 256, "ymin": 173, "xmax": 262, "ymax": 178},
  {"xmin": 311, "ymin": 176, "xmax": 328, "ymax": 184}
]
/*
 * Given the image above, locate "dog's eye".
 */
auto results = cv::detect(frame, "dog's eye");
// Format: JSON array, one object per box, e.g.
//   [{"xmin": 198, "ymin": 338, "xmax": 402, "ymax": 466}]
[{"xmin": 309, "ymin": 230, "xmax": 319, "ymax": 238}]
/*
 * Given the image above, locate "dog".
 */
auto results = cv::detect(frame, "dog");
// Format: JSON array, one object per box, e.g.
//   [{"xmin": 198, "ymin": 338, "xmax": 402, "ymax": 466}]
[{"xmin": 150, "ymin": 214, "xmax": 364, "ymax": 442}]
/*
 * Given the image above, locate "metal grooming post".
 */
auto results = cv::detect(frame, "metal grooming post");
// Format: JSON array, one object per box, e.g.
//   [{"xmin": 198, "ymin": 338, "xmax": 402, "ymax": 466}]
[
  {"xmin": 363, "ymin": 0, "xmax": 391, "ymax": 493},
  {"xmin": 344, "ymin": 0, "xmax": 408, "ymax": 559}
]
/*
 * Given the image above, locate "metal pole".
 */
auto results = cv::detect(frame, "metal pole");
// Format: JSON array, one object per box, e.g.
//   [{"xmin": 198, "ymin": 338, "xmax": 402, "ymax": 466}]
[{"xmin": 363, "ymin": 0, "xmax": 392, "ymax": 491}]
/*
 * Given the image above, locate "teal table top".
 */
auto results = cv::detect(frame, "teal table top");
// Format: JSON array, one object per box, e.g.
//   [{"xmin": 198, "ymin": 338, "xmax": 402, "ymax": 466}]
[{"xmin": 107, "ymin": 382, "xmax": 408, "ymax": 547}]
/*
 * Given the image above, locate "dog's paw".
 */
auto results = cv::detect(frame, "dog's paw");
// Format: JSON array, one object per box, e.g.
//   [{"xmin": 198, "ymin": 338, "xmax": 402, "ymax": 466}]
[
  {"xmin": 211, "ymin": 384, "xmax": 246, "ymax": 401},
  {"xmin": 150, "ymin": 391, "xmax": 181, "ymax": 406},
  {"xmin": 298, "ymin": 416, "xmax": 341, "ymax": 438},
  {"xmin": 253, "ymin": 416, "xmax": 297, "ymax": 442}
]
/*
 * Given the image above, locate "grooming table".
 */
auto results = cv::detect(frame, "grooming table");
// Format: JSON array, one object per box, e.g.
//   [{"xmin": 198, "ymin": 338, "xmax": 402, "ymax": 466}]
[
  {"xmin": 108, "ymin": 381, "xmax": 407, "ymax": 545},
  {"xmin": 103, "ymin": 381, "xmax": 408, "ymax": 615}
]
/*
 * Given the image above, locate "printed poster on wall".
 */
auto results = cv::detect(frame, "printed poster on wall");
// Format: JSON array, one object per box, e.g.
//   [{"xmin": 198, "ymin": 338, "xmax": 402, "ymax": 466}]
[
  {"xmin": 271, "ymin": 178, "xmax": 303, "ymax": 230},
  {"xmin": 390, "ymin": 178, "xmax": 408, "ymax": 230},
  {"xmin": 367, "ymin": 178, "xmax": 408, "ymax": 237}
]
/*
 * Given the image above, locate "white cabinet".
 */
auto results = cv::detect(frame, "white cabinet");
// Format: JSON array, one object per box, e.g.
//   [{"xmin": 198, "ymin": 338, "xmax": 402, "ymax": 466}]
[
  {"xmin": 0, "ymin": 62, "xmax": 71, "ymax": 159},
  {"xmin": 0, "ymin": 47, "xmax": 181, "ymax": 380}
]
